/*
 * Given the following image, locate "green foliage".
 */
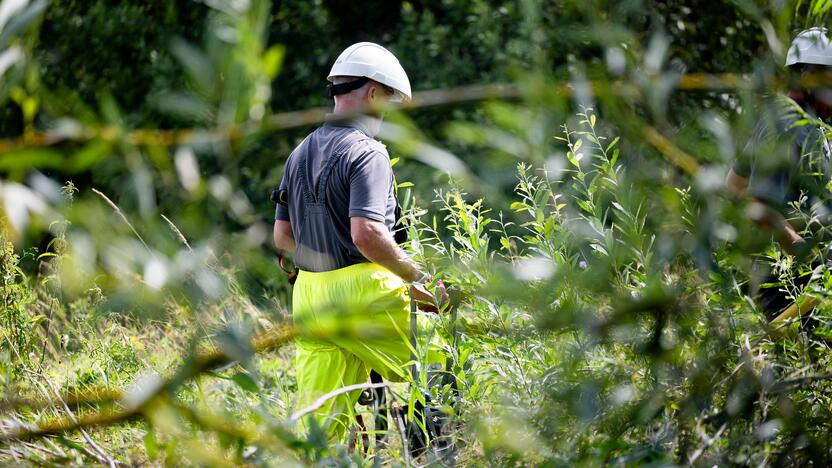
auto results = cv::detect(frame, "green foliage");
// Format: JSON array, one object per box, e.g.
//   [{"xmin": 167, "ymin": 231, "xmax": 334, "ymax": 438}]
[
  {"xmin": 35, "ymin": 0, "xmax": 205, "ymax": 129},
  {"xmin": 0, "ymin": 231, "xmax": 35, "ymax": 374},
  {"xmin": 3, "ymin": 0, "xmax": 832, "ymax": 465}
]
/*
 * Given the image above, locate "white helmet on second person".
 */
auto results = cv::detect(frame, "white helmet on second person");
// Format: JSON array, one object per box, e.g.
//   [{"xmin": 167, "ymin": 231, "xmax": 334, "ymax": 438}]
[
  {"xmin": 785, "ymin": 27, "xmax": 832, "ymax": 67},
  {"xmin": 328, "ymin": 42, "xmax": 412, "ymax": 102}
]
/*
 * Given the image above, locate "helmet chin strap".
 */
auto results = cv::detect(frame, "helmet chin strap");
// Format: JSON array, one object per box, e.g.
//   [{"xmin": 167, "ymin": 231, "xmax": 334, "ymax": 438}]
[{"xmin": 326, "ymin": 76, "xmax": 370, "ymax": 98}]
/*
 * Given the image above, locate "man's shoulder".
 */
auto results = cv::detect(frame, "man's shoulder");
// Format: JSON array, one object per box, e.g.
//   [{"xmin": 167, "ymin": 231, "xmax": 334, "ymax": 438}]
[
  {"xmin": 744, "ymin": 96, "xmax": 807, "ymax": 147},
  {"xmin": 289, "ymin": 125, "xmax": 390, "ymax": 166},
  {"xmin": 339, "ymin": 130, "xmax": 388, "ymax": 160},
  {"xmin": 287, "ymin": 131, "xmax": 317, "ymax": 156},
  {"xmin": 353, "ymin": 136, "xmax": 388, "ymax": 157}
]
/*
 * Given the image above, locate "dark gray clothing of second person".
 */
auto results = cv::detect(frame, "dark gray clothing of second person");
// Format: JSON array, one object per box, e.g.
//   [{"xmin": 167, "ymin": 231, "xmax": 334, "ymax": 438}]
[
  {"xmin": 275, "ymin": 120, "xmax": 397, "ymax": 272},
  {"xmin": 734, "ymin": 95, "xmax": 832, "ymax": 213},
  {"xmin": 733, "ymin": 95, "xmax": 832, "ymax": 319}
]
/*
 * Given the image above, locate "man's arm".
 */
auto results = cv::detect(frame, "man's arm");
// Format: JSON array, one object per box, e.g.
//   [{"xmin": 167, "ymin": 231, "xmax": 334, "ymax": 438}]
[
  {"xmin": 351, "ymin": 217, "xmax": 448, "ymax": 311},
  {"xmin": 351, "ymin": 217, "xmax": 421, "ymax": 281},
  {"xmin": 273, "ymin": 220, "xmax": 296, "ymax": 253},
  {"xmin": 726, "ymin": 168, "xmax": 749, "ymax": 196},
  {"xmin": 726, "ymin": 169, "xmax": 805, "ymax": 255},
  {"xmin": 744, "ymin": 200, "xmax": 805, "ymax": 255}
]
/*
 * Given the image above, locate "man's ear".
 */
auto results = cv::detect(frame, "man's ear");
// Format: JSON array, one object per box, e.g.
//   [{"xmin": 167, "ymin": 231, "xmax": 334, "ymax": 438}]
[{"xmin": 366, "ymin": 83, "xmax": 377, "ymax": 104}]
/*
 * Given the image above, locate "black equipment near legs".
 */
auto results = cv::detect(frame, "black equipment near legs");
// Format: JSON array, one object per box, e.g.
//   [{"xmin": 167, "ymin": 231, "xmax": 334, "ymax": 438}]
[{"xmin": 369, "ymin": 370, "xmax": 388, "ymax": 447}]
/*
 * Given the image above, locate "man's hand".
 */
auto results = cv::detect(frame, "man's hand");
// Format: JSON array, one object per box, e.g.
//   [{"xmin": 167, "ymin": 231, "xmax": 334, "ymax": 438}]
[
  {"xmin": 410, "ymin": 279, "xmax": 449, "ymax": 313},
  {"xmin": 726, "ymin": 171, "xmax": 807, "ymax": 257},
  {"xmin": 746, "ymin": 200, "xmax": 806, "ymax": 256}
]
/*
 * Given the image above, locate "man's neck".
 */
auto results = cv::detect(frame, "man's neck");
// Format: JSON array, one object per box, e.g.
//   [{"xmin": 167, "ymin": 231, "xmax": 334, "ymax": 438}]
[
  {"xmin": 331, "ymin": 99, "xmax": 383, "ymax": 136},
  {"xmin": 789, "ymin": 89, "xmax": 832, "ymax": 119},
  {"xmin": 325, "ymin": 113, "xmax": 381, "ymax": 137},
  {"xmin": 333, "ymin": 98, "xmax": 367, "ymax": 114}
]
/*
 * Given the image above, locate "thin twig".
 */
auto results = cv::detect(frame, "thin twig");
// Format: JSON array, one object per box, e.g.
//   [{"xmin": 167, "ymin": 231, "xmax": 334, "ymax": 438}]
[
  {"xmin": 91, "ymin": 188, "xmax": 150, "ymax": 253},
  {"xmin": 289, "ymin": 382, "xmax": 390, "ymax": 424},
  {"xmin": 22, "ymin": 440, "xmax": 66, "ymax": 459},
  {"xmin": 37, "ymin": 372, "xmax": 117, "ymax": 468},
  {"xmin": 42, "ymin": 437, "xmax": 68, "ymax": 458},
  {"xmin": 703, "ymin": 371, "xmax": 832, "ymax": 426},
  {"xmin": 1, "ymin": 446, "xmax": 23, "ymax": 462},
  {"xmin": 391, "ymin": 389, "xmax": 412, "ymax": 468},
  {"xmin": 161, "ymin": 214, "xmax": 192, "ymax": 251},
  {"xmin": 772, "ymin": 372, "xmax": 832, "ymax": 391},
  {"xmin": 688, "ymin": 422, "xmax": 728, "ymax": 465}
]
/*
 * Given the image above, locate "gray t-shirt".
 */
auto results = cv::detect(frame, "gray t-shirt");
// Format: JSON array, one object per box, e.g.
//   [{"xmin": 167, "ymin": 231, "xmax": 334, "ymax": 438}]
[
  {"xmin": 275, "ymin": 121, "xmax": 397, "ymax": 269},
  {"xmin": 735, "ymin": 96, "xmax": 832, "ymax": 210}
]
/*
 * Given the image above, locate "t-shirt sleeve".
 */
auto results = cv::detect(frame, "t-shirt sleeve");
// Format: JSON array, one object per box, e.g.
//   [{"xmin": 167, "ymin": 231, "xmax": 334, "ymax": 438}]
[
  {"xmin": 274, "ymin": 173, "xmax": 290, "ymax": 221},
  {"xmin": 348, "ymin": 147, "xmax": 392, "ymax": 222}
]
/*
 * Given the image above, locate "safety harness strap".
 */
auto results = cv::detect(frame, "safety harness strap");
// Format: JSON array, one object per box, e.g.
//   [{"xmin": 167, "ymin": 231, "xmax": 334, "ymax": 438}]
[
  {"xmin": 316, "ymin": 148, "xmax": 347, "ymax": 203},
  {"xmin": 296, "ymin": 133, "xmax": 358, "ymax": 205},
  {"xmin": 297, "ymin": 147, "xmax": 316, "ymax": 205}
]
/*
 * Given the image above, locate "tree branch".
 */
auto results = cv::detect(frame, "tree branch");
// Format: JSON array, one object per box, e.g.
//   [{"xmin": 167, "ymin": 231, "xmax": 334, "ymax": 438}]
[
  {"xmin": 0, "ymin": 326, "xmax": 295, "ymax": 442},
  {"xmin": 289, "ymin": 382, "xmax": 390, "ymax": 424}
]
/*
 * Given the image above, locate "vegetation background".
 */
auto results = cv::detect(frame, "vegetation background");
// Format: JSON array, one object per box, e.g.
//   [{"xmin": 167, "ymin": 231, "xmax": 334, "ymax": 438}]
[{"xmin": 1, "ymin": 0, "xmax": 831, "ymax": 465}]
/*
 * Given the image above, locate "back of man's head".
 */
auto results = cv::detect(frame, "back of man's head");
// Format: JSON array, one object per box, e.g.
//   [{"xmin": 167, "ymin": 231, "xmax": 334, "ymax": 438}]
[
  {"xmin": 786, "ymin": 28, "xmax": 832, "ymax": 115},
  {"xmin": 331, "ymin": 76, "xmax": 395, "ymax": 112}
]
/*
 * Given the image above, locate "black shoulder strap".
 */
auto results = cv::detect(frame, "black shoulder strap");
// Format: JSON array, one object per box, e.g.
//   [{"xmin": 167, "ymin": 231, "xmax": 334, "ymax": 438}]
[
  {"xmin": 297, "ymin": 148, "xmax": 316, "ymax": 205},
  {"xmin": 393, "ymin": 202, "xmax": 408, "ymax": 245},
  {"xmin": 316, "ymin": 147, "xmax": 348, "ymax": 202},
  {"xmin": 296, "ymin": 132, "xmax": 360, "ymax": 205}
]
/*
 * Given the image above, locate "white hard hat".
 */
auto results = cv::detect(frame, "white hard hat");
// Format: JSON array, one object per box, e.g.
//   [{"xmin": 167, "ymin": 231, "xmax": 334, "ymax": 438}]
[
  {"xmin": 328, "ymin": 42, "xmax": 412, "ymax": 102},
  {"xmin": 785, "ymin": 27, "xmax": 832, "ymax": 67}
]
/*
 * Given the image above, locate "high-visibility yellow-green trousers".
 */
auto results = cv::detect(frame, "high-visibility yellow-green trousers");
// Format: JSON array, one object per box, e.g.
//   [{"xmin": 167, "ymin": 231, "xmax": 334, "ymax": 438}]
[{"xmin": 292, "ymin": 262, "xmax": 446, "ymax": 440}]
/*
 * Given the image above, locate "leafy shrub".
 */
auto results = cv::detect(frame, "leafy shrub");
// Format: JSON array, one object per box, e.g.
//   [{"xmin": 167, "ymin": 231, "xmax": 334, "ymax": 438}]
[{"xmin": 0, "ymin": 231, "xmax": 36, "ymax": 374}]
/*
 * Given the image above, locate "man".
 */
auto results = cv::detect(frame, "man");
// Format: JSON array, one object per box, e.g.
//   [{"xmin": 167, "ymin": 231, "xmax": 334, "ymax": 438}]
[
  {"xmin": 273, "ymin": 42, "xmax": 448, "ymax": 440},
  {"xmin": 727, "ymin": 28, "xmax": 832, "ymax": 323}
]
